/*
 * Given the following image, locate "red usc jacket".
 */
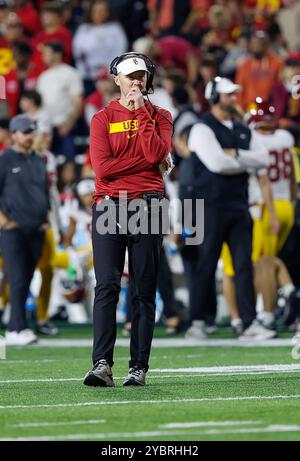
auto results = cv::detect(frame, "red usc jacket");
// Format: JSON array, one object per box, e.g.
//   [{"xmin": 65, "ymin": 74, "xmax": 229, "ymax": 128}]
[{"xmin": 90, "ymin": 99, "xmax": 172, "ymax": 201}]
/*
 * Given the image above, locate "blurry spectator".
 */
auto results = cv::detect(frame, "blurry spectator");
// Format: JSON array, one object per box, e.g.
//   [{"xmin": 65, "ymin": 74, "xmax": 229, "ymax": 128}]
[
  {"xmin": 108, "ymin": 0, "xmax": 148, "ymax": 44},
  {"xmin": 20, "ymin": 89, "xmax": 51, "ymax": 132},
  {"xmin": 0, "ymin": 114, "xmax": 49, "ymax": 346},
  {"xmin": 84, "ymin": 68, "xmax": 118, "ymax": 126},
  {"xmin": 196, "ymin": 53, "xmax": 218, "ymax": 112},
  {"xmin": 61, "ymin": 0, "xmax": 87, "ymax": 34},
  {"xmin": 147, "ymin": 0, "xmax": 204, "ymax": 41},
  {"xmin": 37, "ymin": 41, "xmax": 83, "ymax": 160},
  {"xmin": 31, "ymin": 1, "xmax": 73, "ymax": 73},
  {"xmin": 242, "ymin": 0, "xmax": 283, "ymax": 31},
  {"xmin": 201, "ymin": 4, "xmax": 234, "ymax": 53},
  {"xmin": 220, "ymin": 31, "xmax": 251, "ymax": 79},
  {"xmin": 0, "ymin": 12, "xmax": 25, "ymax": 77},
  {"xmin": 133, "ymin": 35, "xmax": 199, "ymax": 84},
  {"xmin": 0, "ymin": 118, "xmax": 11, "ymax": 151},
  {"xmin": 14, "ymin": 0, "xmax": 41, "ymax": 37},
  {"xmin": 171, "ymin": 86, "xmax": 200, "ymax": 149},
  {"xmin": 266, "ymin": 21, "xmax": 287, "ymax": 58},
  {"xmin": 4, "ymin": 42, "xmax": 41, "ymax": 117},
  {"xmin": 61, "ymin": 177, "xmax": 93, "ymax": 248},
  {"xmin": 0, "ymin": 0, "xmax": 10, "ymax": 34},
  {"xmin": 1, "ymin": 12, "xmax": 25, "ymax": 46},
  {"xmin": 81, "ymin": 149, "xmax": 95, "ymax": 178},
  {"xmin": 32, "ymin": 123, "xmax": 60, "ymax": 336},
  {"xmin": 277, "ymin": 0, "xmax": 300, "ymax": 50},
  {"xmin": 57, "ymin": 160, "xmax": 77, "ymax": 199},
  {"xmin": 148, "ymin": 71, "xmax": 184, "ymax": 117},
  {"xmin": 184, "ymin": 77, "xmax": 274, "ymax": 340},
  {"xmin": 236, "ymin": 31, "xmax": 283, "ymax": 110},
  {"xmin": 72, "ymin": 0, "xmax": 128, "ymax": 95},
  {"xmin": 57, "ymin": 159, "xmax": 77, "ymax": 230},
  {"xmin": 270, "ymin": 52, "xmax": 300, "ymax": 127}
]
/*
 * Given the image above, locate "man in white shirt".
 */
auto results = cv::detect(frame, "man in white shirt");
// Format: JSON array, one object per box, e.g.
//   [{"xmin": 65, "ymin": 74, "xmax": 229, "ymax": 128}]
[
  {"xmin": 184, "ymin": 77, "xmax": 276, "ymax": 340},
  {"xmin": 37, "ymin": 41, "xmax": 83, "ymax": 159}
]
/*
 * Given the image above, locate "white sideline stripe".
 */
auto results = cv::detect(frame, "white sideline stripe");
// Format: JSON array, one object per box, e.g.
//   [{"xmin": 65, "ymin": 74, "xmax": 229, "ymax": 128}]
[
  {"xmin": 0, "ymin": 378, "xmax": 81, "ymax": 384},
  {"xmin": 203, "ymin": 425, "xmax": 300, "ymax": 435},
  {"xmin": 1, "ymin": 425, "xmax": 300, "ymax": 441},
  {"xmin": 151, "ymin": 364, "xmax": 300, "ymax": 373},
  {"xmin": 2, "ymin": 367, "xmax": 300, "ymax": 384},
  {"xmin": 0, "ymin": 431, "xmax": 220, "ymax": 441},
  {"xmin": 0, "ymin": 356, "xmax": 171, "ymax": 364},
  {"xmin": 2, "ymin": 364, "xmax": 300, "ymax": 384},
  {"xmin": 160, "ymin": 420, "xmax": 261, "ymax": 428},
  {"xmin": 0, "ymin": 360, "xmax": 56, "ymax": 364},
  {"xmin": 10, "ymin": 419, "xmax": 105, "ymax": 428},
  {"xmin": 1, "ymin": 394, "xmax": 300, "ymax": 410},
  {"xmin": 28, "ymin": 338, "xmax": 293, "ymax": 348}
]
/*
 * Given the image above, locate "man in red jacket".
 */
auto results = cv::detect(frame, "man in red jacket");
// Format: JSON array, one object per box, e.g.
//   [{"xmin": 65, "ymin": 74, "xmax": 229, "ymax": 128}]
[{"xmin": 84, "ymin": 52, "xmax": 172, "ymax": 387}]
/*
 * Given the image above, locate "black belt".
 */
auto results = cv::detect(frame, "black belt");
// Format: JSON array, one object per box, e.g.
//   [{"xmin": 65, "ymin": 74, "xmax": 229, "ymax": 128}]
[{"xmin": 99, "ymin": 193, "xmax": 165, "ymax": 205}]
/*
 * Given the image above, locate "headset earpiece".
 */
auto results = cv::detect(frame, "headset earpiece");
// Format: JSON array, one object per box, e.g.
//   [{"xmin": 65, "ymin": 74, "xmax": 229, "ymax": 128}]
[{"xmin": 110, "ymin": 56, "xmax": 120, "ymax": 76}]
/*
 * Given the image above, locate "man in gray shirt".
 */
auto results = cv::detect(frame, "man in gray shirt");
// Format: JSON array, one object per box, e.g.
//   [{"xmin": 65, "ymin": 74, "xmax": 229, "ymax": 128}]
[{"xmin": 0, "ymin": 114, "xmax": 49, "ymax": 346}]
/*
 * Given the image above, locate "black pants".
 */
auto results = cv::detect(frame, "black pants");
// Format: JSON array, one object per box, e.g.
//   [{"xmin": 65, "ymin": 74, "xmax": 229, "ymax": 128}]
[
  {"xmin": 0, "ymin": 228, "xmax": 45, "ymax": 332},
  {"xmin": 181, "ymin": 246, "xmax": 217, "ymax": 324},
  {"xmin": 126, "ymin": 246, "xmax": 177, "ymax": 322},
  {"xmin": 92, "ymin": 204, "xmax": 162, "ymax": 371},
  {"xmin": 157, "ymin": 246, "xmax": 178, "ymax": 319},
  {"xmin": 189, "ymin": 206, "xmax": 256, "ymax": 327}
]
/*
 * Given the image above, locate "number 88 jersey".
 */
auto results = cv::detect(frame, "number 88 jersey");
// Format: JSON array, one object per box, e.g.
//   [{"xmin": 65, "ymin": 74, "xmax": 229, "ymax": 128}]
[{"xmin": 255, "ymin": 129, "xmax": 294, "ymax": 200}]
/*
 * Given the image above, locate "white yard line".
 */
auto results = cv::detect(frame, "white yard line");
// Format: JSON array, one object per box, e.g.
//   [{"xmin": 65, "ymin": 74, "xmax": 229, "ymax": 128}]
[
  {"xmin": 1, "ymin": 425, "xmax": 300, "ymax": 441},
  {"xmin": 151, "ymin": 364, "xmax": 300, "ymax": 373},
  {"xmin": 0, "ymin": 360, "xmax": 56, "ymax": 364},
  {"xmin": 10, "ymin": 419, "xmax": 105, "ymax": 428},
  {"xmin": 21, "ymin": 338, "xmax": 293, "ymax": 348},
  {"xmin": 1, "ymin": 394, "xmax": 300, "ymax": 410},
  {"xmin": 2, "ymin": 363, "xmax": 300, "ymax": 384},
  {"xmin": 203, "ymin": 425, "xmax": 300, "ymax": 435},
  {"xmin": 160, "ymin": 420, "xmax": 261, "ymax": 428}
]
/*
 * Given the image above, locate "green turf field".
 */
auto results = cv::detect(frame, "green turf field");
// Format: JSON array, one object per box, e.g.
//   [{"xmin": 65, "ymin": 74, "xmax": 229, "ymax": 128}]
[{"xmin": 1, "ymin": 325, "xmax": 300, "ymax": 441}]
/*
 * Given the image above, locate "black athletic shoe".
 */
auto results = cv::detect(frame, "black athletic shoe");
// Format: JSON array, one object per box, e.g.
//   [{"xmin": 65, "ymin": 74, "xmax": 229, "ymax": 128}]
[
  {"xmin": 83, "ymin": 359, "xmax": 115, "ymax": 387},
  {"xmin": 123, "ymin": 366, "xmax": 146, "ymax": 386},
  {"xmin": 36, "ymin": 322, "xmax": 58, "ymax": 336}
]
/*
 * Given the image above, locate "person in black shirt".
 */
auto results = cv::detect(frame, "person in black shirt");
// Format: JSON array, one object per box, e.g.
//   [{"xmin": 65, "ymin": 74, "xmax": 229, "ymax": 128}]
[{"xmin": 0, "ymin": 114, "xmax": 49, "ymax": 346}]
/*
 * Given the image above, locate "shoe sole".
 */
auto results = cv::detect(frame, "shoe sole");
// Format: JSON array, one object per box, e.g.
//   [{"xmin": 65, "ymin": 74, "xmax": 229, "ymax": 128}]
[
  {"xmin": 185, "ymin": 334, "xmax": 208, "ymax": 340},
  {"xmin": 83, "ymin": 373, "xmax": 115, "ymax": 387},
  {"xmin": 239, "ymin": 332, "xmax": 277, "ymax": 340},
  {"xmin": 123, "ymin": 378, "xmax": 145, "ymax": 386},
  {"xmin": 6, "ymin": 338, "xmax": 38, "ymax": 346}
]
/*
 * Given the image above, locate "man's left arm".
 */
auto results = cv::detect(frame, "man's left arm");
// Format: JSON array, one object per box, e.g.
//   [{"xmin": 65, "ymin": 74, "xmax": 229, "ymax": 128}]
[{"xmin": 135, "ymin": 106, "xmax": 172, "ymax": 164}]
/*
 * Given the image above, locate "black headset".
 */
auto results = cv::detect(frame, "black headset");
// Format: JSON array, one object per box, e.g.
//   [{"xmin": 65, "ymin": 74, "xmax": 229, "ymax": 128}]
[
  {"xmin": 110, "ymin": 52, "xmax": 156, "ymax": 94},
  {"xmin": 209, "ymin": 77, "xmax": 220, "ymax": 104}
]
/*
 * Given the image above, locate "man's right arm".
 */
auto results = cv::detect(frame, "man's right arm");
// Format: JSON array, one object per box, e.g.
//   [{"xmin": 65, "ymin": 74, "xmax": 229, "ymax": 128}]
[
  {"xmin": 90, "ymin": 113, "xmax": 154, "ymax": 180},
  {"xmin": 188, "ymin": 123, "xmax": 244, "ymax": 174}
]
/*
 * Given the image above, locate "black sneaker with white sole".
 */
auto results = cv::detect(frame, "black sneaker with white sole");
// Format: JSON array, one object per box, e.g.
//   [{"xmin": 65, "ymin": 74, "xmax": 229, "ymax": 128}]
[
  {"xmin": 83, "ymin": 359, "xmax": 115, "ymax": 387},
  {"xmin": 36, "ymin": 321, "xmax": 58, "ymax": 336},
  {"xmin": 123, "ymin": 366, "xmax": 146, "ymax": 386}
]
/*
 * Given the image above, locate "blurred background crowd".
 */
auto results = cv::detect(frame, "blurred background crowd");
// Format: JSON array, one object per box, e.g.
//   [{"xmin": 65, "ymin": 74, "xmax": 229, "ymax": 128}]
[{"xmin": 1, "ymin": 0, "xmax": 300, "ymax": 342}]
